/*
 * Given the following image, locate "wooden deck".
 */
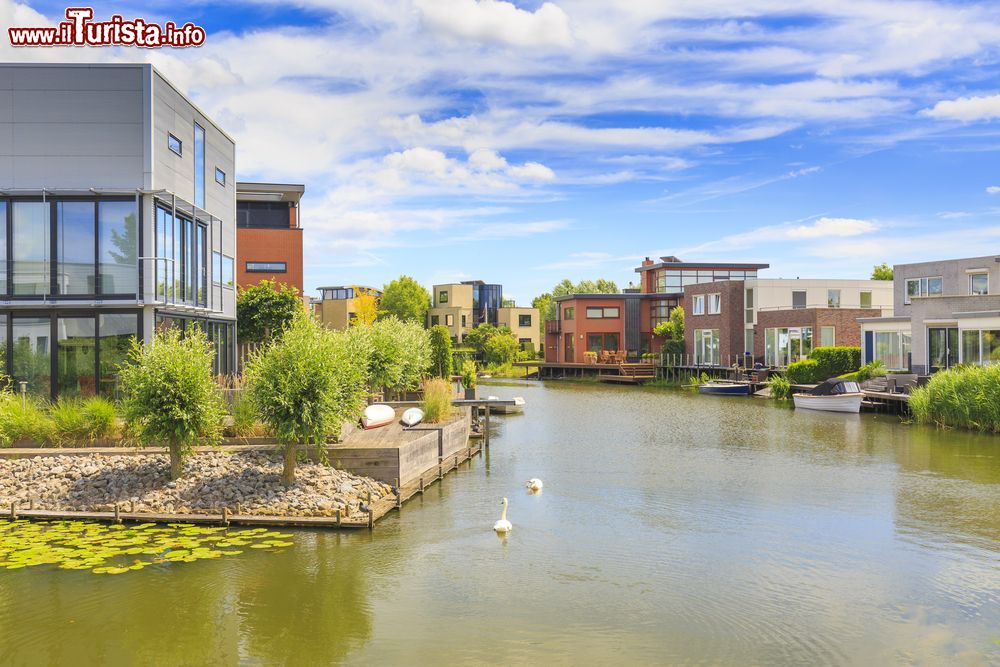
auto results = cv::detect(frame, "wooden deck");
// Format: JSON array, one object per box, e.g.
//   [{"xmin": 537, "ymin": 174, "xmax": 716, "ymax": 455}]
[{"xmin": 598, "ymin": 363, "xmax": 658, "ymax": 384}]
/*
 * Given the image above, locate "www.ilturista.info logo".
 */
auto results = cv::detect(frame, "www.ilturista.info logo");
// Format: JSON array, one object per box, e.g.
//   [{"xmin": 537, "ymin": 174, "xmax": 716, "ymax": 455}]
[{"xmin": 8, "ymin": 8, "xmax": 206, "ymax": 48}]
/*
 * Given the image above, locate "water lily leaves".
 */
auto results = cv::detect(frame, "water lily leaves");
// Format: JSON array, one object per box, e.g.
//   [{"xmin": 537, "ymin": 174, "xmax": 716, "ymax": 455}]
[{"xmin": 0, "ymin": 519, "xmax": 294, "ymax": 575}]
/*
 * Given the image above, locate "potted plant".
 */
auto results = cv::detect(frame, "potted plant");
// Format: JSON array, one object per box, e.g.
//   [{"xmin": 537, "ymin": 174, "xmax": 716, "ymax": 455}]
[
  {"xmin": 584, "ymin": 351, "xmax": 597, "ymax": 365},
  {"xmin": 461, "ymin": 359, "xmax": 478, "ymax": 399},
  {"xmin": 641, "ymin": 352, "xmax": 657, "ymax": 365}
]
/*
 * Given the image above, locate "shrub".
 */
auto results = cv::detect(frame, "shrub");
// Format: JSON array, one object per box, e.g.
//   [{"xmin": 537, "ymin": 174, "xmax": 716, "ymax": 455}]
[
  {"xmin": 841, "ymin": 360, "xmax": 886, "ymax": 383},
  {"xmin": 50, "ymin": 398, "xmax": 90, "ymax": 444},
  {"xmin": 350, "ymin": 316, "xmax": 431, "ymax": 397},
  {"xmin": 785, "ymin": 358, "xmax": 820, "ymax": 384},
  {"xmin": 244, "ymin": 313, "xmax": 369, "ymax": 485},
  {"xmin": 428, "ymin": 325, "xmax": 453, "ymax": 379},
  {"xmin": 768, "ymin": 374, "xmax": 791, "ymax": 400},
  {"xmin": 0, "ymin": 394, "xmax": 55, "ymax": 446},
  {"xmin": 460, "ymin": 360, "xmax": 477, "ymax": 389},
  {"xmin": 119, "ymin": 327, "xmax": 226, "ymax": 479},
  {"xmin": 483, "ymin": 332, "xmax": 519, "ymax": 367},
  {"xmin": 82, "ymin": 397, "xmax": 117, "ymax": 440},
  {"xmin": 422, "ymin": 378, "xmax": 454, "ymax": 423},
  {"xmin": 229, "ymin": 392, "xmax": 266, "ymax": 439},
  {"xmin": 809, "ymin": 346, "xmax": 861, "ymax": 380},
  {"xmin": 910, "ymin": 364, "xmax": 1000, "ymax": 433},
  {"xmin": 660, "ymin": 340, "xmax": 684, "ymax": 356}
]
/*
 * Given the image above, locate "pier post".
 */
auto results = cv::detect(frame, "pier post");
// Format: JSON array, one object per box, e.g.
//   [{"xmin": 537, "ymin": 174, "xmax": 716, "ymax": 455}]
[
  {"xmin": 29, "ymin": 498, "xmax": 34, "ymax": 510},
  {"xmin": 222, "ymin": 507, "xmax": 230, "ymax": 527},
  {"xmin": 419, "ymin": 477, "xmax": 424, "ymax": 493},
  {"xmin": 395, "ymin": 478, "xmax": 402, "ymax": 508},
  {"xmin": 336, "ymin": 509, "xmax": 342, "ymax": 527},
  {"xmin": 9, "ymin": 502, "xmax": 16, "ymax": 519},
  {"xmin": 114, "ymin": 503, "xmax": 121, "ymax": 524},
  {"xmin": 367, "ymin": 508, "xmax": 374, "ymax": 530},
  {"xmin": 484, "ymin": 405, "xmax": 491, "ymax": 447},
  {"xmin": 130, "ymin": 500, "xmax": 136, "ymax": 513}
]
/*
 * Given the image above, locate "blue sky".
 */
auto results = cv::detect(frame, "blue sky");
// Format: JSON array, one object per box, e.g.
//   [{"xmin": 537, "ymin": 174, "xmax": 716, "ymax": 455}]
[{"xmin": 5, "ymin": 0, "xmax": 1000, "ymax": 304}]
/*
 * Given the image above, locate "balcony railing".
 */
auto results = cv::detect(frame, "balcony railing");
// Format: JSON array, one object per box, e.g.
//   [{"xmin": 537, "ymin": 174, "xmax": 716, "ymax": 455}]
[{"xmin": 545, "ymin": 319, "xmax": 561, "ymax": 334}]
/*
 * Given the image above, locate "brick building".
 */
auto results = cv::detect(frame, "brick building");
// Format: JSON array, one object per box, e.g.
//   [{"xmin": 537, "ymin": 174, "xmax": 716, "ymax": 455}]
[{"xmin": 235, "ymin": 182, "xmax": 305, "ymax": 294}]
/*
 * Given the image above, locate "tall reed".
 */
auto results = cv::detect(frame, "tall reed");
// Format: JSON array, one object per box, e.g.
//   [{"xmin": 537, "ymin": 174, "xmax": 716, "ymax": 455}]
[{"xmin": 910, "ymin": 364, "xmax": 1000, "ymax": 432}]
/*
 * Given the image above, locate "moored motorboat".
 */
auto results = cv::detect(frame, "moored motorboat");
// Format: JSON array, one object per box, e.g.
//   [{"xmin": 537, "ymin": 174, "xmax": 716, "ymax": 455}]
[
  {"xmin": 400, "ymin": 407, "xmax": 424, "ymax": 427},
  {"xmin": 697, "ymin": 382, "xmax": 751, "ymax": 396},
  {"xmin": 485, "ymin": 395, "xmax": 526, "ymax": 414},
  {"xmin": 361, "ymin": 404, "xmax": 395, "ymax": 429},
  {"xmin": 792, "ymin": 378, "xmax": 863, "ymax": 413}
]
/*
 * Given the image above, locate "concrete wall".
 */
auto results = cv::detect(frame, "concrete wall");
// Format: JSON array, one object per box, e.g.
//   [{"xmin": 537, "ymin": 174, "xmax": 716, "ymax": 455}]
[
  {"xmin": 892, "ymin": 255, "xmax": 1000, "ymax": 316},
  {"xmin": 746, "ymin": 278, "xmax": 892, "ymax": 320},
  {"xmin": 498, "ymin": 307, "xmax": 541, "ymax": 351}
]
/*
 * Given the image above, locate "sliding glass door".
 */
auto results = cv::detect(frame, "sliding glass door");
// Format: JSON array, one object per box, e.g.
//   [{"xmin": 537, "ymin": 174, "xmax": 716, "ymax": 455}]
[{"xmin": 928, "ymin": 327, "xmax": 958, "ymax": 372}]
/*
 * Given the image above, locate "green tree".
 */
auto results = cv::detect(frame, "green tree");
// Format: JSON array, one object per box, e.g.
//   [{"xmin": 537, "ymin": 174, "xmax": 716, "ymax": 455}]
[
  {"xmin": 483, "ymin": 331, "xmax": 520, "ymax": 366},
  {"xmin": 462, "ymin": 323, "xmax": 510, "ymax": 354},
  {"xmin": 871, "ymin": 263, "xmax": 893, "ymax": 281},
  {"xmin": 380, "ymin": 275, "xmax": 431, "ymax": 323},
  {"xmin": 119, "ymin": 327, "xmax": 226, "ymax": 480},
  {"xmin": 244, "ymin": 313, "xmax": 370, "ymax": 485},
  {"xmin": 532, "ymin": 292, "xmax": 554, "ymax": 339},
  {"xmin": 428, "ymin": 325, "xmax": 453, "ymax": 378},
  {"xmin": 351, "ymin": 285, "xmax": 379, "ymax": 326},
  {"xmin": 653, "ymin": 305, "xmax": 685, "ymax": 340},
  {"xmin": 237, "ymin": 280, "xmax": 303, "ymax": 344},
  {"xmin": 349, "ymin": 317, "xmax": 431, "ymax": 397}
]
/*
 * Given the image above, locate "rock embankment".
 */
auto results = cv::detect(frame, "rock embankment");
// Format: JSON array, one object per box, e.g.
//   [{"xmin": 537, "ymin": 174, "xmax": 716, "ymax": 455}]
[{"xmin": 0, "ymin": 452, "xmax": 394, "ymax": 517}]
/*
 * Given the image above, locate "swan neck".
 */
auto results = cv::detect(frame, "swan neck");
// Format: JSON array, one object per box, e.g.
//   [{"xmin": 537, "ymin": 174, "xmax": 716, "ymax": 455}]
[{"xmin": 501, "ymin": 499, "xmax": 508, "ymax": 521}]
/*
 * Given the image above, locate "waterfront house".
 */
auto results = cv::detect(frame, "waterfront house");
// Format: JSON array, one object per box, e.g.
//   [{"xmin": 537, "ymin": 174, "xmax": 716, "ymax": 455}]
[
  {"xmin": 0, "ymin": 63, "xmax": 237, "ymax": 398},
  {"xmin": 859, "ymin": 255, "xmax": 1000, "ymax": 373},
  {"xmin": 235, "ymin": 182, "xmax": 304, "ymax": 294},
  {"xmin": 684, "ymin": 278, "xmax": 892, "ymax": 366},
  {"xmin": 313, "ymin": 285, "xmax": 382, "ymax": 330},
  {"xmin": 426, "ymin": 281, "xmax": 539, "ymax": 351},
  {"xmin": 497, "ymin": 306, "xmax": 540, "ymax": 353},
  {"xmin": 544, "ymin": 257, "xmax": 769, "ymax": 363}
]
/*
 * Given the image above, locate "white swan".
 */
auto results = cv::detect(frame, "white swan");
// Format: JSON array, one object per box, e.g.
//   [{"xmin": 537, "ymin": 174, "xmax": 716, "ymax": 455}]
[
  {"xmin": 525, "ymin": 478, "xmax": 543, "ymax": 492},
  {"xmin": 493, "ymin": 497, "xmax": 512, "ymax": 534}
]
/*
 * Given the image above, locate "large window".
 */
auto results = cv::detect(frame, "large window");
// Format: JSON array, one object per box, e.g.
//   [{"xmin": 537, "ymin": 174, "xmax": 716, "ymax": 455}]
[
  {"xmin": 0, "ymin": 202, "xmax": 5, "ymax": 295},
  {"xmin": 194, "ymin": 123, "xmax": 206, "ymax": 209},
  {"xmin": 827, "ymin": 289, "xmax": 841, "ymax": 308},
  {"xmin": 970, "ymin": 273, "xmax": 989, "ymax": 296},
  {"xmin": 439, "ymin": 290, "xmax": 449, "ymax": 304},
  {"xmin": 905, "ymin": 277, "xmax": 943, "ymax": 303},
  {"xmin": 56, "ymin": 202, "xmax": 96, "ymax": 295},
  {"xmin": 707, "ymin": 293, "xmax": 721, "ymax": 314},
  {"xmin": 694, "ymin": 329, "xmax": 720, "ymax": 365},
  {"xmin": 960, "ymin": 329, "xmax": 1000, "ymax": 365},
  {"xmin": 99, "ymin": 201, "xmax": 138, "ymax": 295},
  {"xmin": 765, "ymin": 327, "xmax": 812, "ymax": 367},
  {"xmin": 928, "ymin": 327, "xmax": 958, "ymax": 372},
  {"xmin": 654, "ymin": 268, "xmax": 757, "ymax": 292},
  {"xmin": 587, "ymin": 333, "xmax": 620, "ymax": 353},
  {"xmin": 519, "ymin": 314, "xmax": 532, "ymax": 327},
  {"xmin": 12, "ymin": 202, "xmax": 50, "ymax": 296},
  {"xmin": 745, "ymin": 289, "xmax": 754, "ymax": 324},
  {"xmin": 586, "ymin": 307, "xmax": 619, "ymax": 319},
  {"xmin": 99, "ymin": 314, "xmax": 138, "ymax": 398},
  {"xmin": 57, "ymin": 316, "xmax": 97, "ymax": 397},
  {"xmin": 563, "ymin": 307, "xmax": 574, "ymax": 320},
  {"xmin": 650, "ymin": 299, "xmax": 677, "ymax": 327},
  {"xmin": 12, "ymin": 316, "xmax": 50, "ymax": 398},
  {"xmin": 873, "ymin": 331, "xmax": 911, "ymax": 370}
]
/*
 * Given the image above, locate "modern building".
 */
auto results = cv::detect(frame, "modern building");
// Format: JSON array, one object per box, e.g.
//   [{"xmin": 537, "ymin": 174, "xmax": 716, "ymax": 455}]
[
  {"xmin": 544, "ymin": 256, "xmax": 769, "ymax": 363},
  {"xmin": 497, "ymin": 306, "xmax": 540, "ymax": 353},
  {"xmin": 313, "ymin": 285, "xmax": 381, "ymax": 330},
  {"xmin": 235, "ymin": 182, "xmax": 304, "ymax": 293},
  {"xmin": 0, "ymin": 63, "xmax": 237, "ymax": 398},
  {"xmin": 427, "ymin": 281, "xmax": 504, "ymax": 344},
  {"xmin": 860, "ymin": 255, "xmax": 1000, "ymax": 373},
  {"xmin": 684, "ymin": 278, "xmax": 892, "ymax": 366}
]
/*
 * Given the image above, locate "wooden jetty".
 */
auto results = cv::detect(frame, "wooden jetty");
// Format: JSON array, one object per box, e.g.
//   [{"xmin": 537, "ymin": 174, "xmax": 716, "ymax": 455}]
[{"xmin": 598, "ymin": 363, "xmax": 658, "ymax": 384}]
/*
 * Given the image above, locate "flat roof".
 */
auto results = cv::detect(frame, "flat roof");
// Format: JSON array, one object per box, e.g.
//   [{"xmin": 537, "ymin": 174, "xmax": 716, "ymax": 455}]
[
  {"xmin": 553, "ymin": 292, "xmax": 678, "ymax": 302},
  {"xmin": 236, "ymin": 182, "xmax": 305, "ymax": 203},
  {"xmin": 636, "ymin": 260, "xmax": 770, "ymax": 273}
]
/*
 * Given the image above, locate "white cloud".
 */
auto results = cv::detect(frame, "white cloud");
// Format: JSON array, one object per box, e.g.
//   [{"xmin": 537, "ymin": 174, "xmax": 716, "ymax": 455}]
[
  {"xmin": 785, "ymin": 217, "xmax": 877, "ymax": 239},
  {"xmin": 924, "ymin": 94, "xmax": 1000, "ymax": 122},
  {"xmin": 415, "ymin": 0, "xmax": 573, "ymax": 48},
  {"xmin": 987, "ymin": 186, "xmax": 1000, "ymax": 194}
]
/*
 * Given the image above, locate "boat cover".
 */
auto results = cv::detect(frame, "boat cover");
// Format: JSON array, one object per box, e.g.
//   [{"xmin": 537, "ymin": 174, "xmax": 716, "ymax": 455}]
[{"xmin": 807, "ymin": 378, "xmax": 862, "ymax": 396}]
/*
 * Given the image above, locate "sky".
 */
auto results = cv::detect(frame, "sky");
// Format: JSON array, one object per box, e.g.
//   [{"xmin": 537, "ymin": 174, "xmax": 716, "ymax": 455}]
[{"xmin": 4, "ymin": 1, "xmax": 1000, "ymax": 305}]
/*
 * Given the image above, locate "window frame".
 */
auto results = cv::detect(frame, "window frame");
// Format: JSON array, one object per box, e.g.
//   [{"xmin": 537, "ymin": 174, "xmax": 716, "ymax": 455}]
[
  {"xmin": 970, "ymin": 272, "xmax": 989, "ymax": 296},
  {"xmin": 245, "ymin": 261, "xmax": 287, "ymax": 273},
  {"xmin": 792, "ymin": 290, "xmax": 807, "ymax": 309},
  {"xmin": 439, "ymin": 290, "xmax": 448, "ymax": 304},
  {"xmin": 905, "ymin": 276, "xmax": 943, "ymax": 304},
  {"xmin": 860, "ymin": 290, "xmax": 872, "ymax": 309},
  {"xmin": 827, "ymin": 289, "xmax": 841, "ymax": 309},
  {"xmin": 167, "ymin": 133, "xmax": 183, "ymax": 156},
  {"xmin": 707, "ymin": 293, "xmax": 721, "ymax": 315},
  {"xmin": 518, "ymin": 314, "xmax": 532, "ymax": 327},
  {"xmin": 692, "ymin": 295, "xmax": 705, "ymax": 316},
  {"xmin": 215, "ymin": 167, "xmax": 226, "ymax": 186}
]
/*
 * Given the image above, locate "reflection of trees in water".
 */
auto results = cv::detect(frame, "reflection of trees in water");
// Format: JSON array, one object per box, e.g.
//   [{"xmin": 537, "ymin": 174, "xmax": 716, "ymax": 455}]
[
  {"xmin": 236, "ymin": 532, "xmax": 375, "ymax": 664},
  {"xmin": 893, "ymin": 428, "xmax": 1000, "ymax": 545}
]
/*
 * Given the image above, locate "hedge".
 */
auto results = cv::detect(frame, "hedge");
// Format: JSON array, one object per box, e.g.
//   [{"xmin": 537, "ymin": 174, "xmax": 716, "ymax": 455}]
[{"xmin": 784, "ymin": 346, "xmax": 861, "ymax": 384}]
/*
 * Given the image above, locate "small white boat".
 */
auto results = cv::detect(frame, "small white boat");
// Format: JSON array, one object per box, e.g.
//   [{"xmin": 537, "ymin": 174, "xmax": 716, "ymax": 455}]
[
  {"xmin": 362, "ymin": 404, "xmax": 395, "ymax": 429},
  {"xmin": 793, "ymin": 378, "xmax": 863, "ymax": 413},
  {"xmin": 485, "ymin": 396, "xmax": 525, "ymax": 414},
  {"xmin": 400, "ymin": 407, "xmax": 424, "ymax": 427}
]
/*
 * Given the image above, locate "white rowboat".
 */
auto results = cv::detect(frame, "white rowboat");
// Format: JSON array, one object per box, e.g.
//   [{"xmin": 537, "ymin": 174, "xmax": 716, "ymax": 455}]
[
  {"xmin": 362, "ymin": 404, "xmax": 395, "ymax": 429},
  {"xmin": 400, "ymin": 407, "xmax": 424, "ymax": 427}
]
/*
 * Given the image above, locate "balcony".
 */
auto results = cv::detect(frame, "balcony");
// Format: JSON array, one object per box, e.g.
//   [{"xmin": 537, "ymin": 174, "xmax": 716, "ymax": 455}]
[{"xmin": 545, "ymin": 319, "xmax": 561, "ymax": 334}]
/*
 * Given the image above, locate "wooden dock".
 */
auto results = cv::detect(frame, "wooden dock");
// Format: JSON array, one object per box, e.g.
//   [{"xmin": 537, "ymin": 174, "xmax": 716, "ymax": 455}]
[{"xmin": 598, "ymin": 363, "xmax": 658, "ymax": 384}]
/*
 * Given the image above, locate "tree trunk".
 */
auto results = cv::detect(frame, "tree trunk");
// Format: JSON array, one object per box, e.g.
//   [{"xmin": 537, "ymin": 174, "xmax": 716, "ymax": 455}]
[
  {"xmin": 169, "ymin": 445, "xmax": 183, "ymax": 480},
  {"xmin": 281, "ymin": 445, "xmax": 297, "ymax": 486}
]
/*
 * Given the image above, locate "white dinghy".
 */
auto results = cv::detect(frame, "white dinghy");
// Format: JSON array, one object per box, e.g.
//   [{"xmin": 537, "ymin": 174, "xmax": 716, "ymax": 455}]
[
  {"xmin": 362, "ymin": 404, "xmax": 396, "ymax": 429},
  {"xmin": 400, "ymin": 407, "xmax": 424, "ymax": 427}
]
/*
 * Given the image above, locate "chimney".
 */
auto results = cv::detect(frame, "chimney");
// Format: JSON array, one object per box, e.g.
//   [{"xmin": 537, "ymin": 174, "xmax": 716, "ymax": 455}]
[{"xmin": 642, "ymin": 257, "xmax": 654, "ymax": 267}]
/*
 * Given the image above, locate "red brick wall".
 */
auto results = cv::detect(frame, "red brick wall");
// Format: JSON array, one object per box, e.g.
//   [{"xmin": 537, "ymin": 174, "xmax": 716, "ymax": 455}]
[
  {"xmin": 236, "ymin": 227, "xmax": 304, "ymax": 294},
  {"xmin": 683, "ymin": 280, "xmax": 745, "ymax": 362},
  {"xmin": 754, "ymin": 308, "xmax": 882, "ymax": 359}
]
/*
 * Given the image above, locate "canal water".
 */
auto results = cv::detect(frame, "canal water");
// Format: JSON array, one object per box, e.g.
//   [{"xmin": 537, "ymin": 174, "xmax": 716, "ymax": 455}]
[{"xmin": 2, "ymin": 381, "xmax": 1000, "ymax": 665}]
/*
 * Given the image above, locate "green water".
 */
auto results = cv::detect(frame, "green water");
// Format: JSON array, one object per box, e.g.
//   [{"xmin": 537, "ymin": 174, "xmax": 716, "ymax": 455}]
[{"xmin": 3, "ymin": 382, "xmax": 1000, "ymax": 665}]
